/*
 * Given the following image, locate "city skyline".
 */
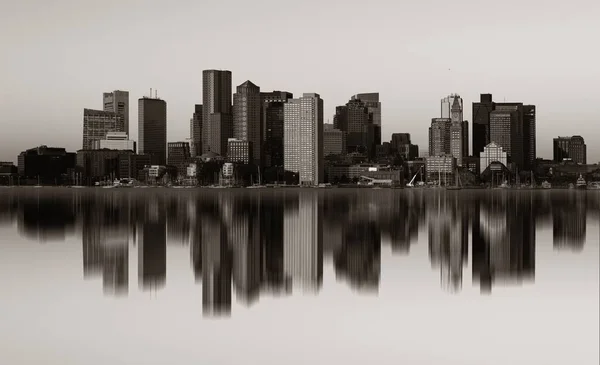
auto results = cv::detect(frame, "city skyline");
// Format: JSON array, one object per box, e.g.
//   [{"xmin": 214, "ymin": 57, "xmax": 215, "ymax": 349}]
[{"xmin": 1, "ymin": 1, "xmax": 598, "ymax": 163}]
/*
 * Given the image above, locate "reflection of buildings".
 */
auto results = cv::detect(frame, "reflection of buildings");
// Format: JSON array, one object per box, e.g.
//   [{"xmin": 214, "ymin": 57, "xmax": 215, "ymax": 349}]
[
  {"xmin": 428, "ymin": 194, "xmax": 468, "ymax": 292},
  {"xmin": 553, "ymin": 194, "xmax": 586, "ymax": 251},
  {"xmin": 334, "ymin": 220, "xmax": 381, "ymax": 293},
  {"xmin": 260, "ymin": 196, "xmax": 291, "ymax": 294},
  {"xmin": 138, "ymin": 196, "xmax": 166, "ymax": 291},
  {"xmin": 472, "ymin": 194, "xmax": 535, "ymax": 293},
  {"xmin": 283, "ymin": 192, "xmax": 323, "ymax": 292}
]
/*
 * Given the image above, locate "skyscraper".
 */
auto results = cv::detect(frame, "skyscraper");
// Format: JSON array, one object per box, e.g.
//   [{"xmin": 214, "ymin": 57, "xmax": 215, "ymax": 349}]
[
  {"xmin": 138, "ymin": 97, "xmax": 167, "ymax": 165},
  {"xmin": 202, "ymin": 70, "xmax": 232, "ymax": 156},
  {"xmin": 167, "ymin": 141, "xmax": 191, "ymax": 177},
  {"xmin": 190, "ymin": 104, "xmax": 202, "ymax": 157},
  {"xmin": 103, "ymin": 90, "xmax": 129, "ymax": 135},
  {"xmin": 82, "ymin": 109, "xmax": 125, "ymax": 150},
  {"xmin": 260, "ymin": 91, "xmax": 293, "ymax": 168},
  {"xmin": 233, "ymin": 81, "xmax": 261, "ymax": 166},
  {"xmin": 447, "ymin": 95, "xmax": 465, "ymax": 166},
  {"xmin": 472, "ymin": 94, "xmax": 495, "ymax": 157},
  {"xmin": 334, "ymin": 98, "xmax": 369, "ymax": 155},
  {"xmin": 523, "ymin": 105, "xmax": 536, "ymax": 170},
  {"xmin": 489, "ymin": 108, "xmax": 522, "ymax": 169},
  {"xmin": 352, "ymin": 93, "xmax": 381, "ymax": 148},
  {"xmin": 284, "ymin": 93, "xmax": 324, "ymax": 186},
  {"xmin": 428, "ymin": 118, "xmax": 451, "ymax": 156}
]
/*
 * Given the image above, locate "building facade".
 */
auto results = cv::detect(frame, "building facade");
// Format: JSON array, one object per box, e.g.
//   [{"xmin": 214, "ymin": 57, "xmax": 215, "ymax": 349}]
[
  {"xmin": 202, "ymin": 70, "xmax": 232, "ymax": 156},
  {"xmin": 91, "ymin": 132, "xmax": 135, "ymax": 151},
  {"xmin": 82, "ymin": 109, "xmax": 125, "ymax": 150},
  {"xmin": 190, "ymin": 104, "xmax": 202, "ymax": 157},
  {"xmin": 138, "ymin": 97, "xmax": 167, "ymax": 165},
  {"xmin": 103, "ymin": 90, "xmax": 129, "ymax": 135},
  {"xmin": 227, "ymin": 138, "xmax": 253, "ymax": 165},
  {"xmin": 284, "ymin": 93, "xmax": 324, "ymax": 185},
  {"xmin": 489, "ymin": 107, "xmax": 523, "ymax": 170},
  {"xmin": 233, "ymin": 81, "xmax": 261, "ymax": 166},
  {"xmin": 352, "ymin": 93, "xmax": 381, "ymax": 147},
  {"xmin": 167, "ymin": 142, "xmax": 191, "ymax": 177},
  {"xmin": 479, "ymin": 142, "xmax": 508, "ymax": 174},
  {"xmin": 553, "ymin": 136, "xmax": 587, "ymax": 164},
  {"xmin": 472, "ymin": 94, "xmax": 495, "ymax": 158},
  {"xmin": 260, "ymin": 91, "xmax": 292, "ymax": 168},
  {"xmin": 18, "ymin": 146, "xmax": 76, "ymax": 181},
  {"xmin": 323, "ymin": 124, "xmax": 346, "ymax": 156},
  {"xmin": 429, "ymin": 118, "xmax": 451, "ymax": 156},
  {"xmin": 425, "ymin": 155, "xmax": 456, "ymax": 185}
]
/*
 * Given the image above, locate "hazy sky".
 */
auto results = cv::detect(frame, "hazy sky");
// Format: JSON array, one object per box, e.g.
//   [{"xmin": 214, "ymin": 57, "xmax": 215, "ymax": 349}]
[{"xmin": 1, "ymin": 0, "xmax": 599, "ymax": 163}]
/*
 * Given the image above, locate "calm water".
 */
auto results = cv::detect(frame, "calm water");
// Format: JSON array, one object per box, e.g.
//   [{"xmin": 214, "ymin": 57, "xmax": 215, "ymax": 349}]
[{"xmin": 0, "ymin": 188, "xmax": 598, "ymax": 365}]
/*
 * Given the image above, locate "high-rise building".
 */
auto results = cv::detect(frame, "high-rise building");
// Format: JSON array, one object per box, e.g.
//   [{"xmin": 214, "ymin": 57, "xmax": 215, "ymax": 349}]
[
  {"xmin": 202, "ymin": 70, "xmax": 232, "ymax": 156},
  {"xmin": 91, "ymin": 132, "xmax": 135, "ymax": 151},
  {"xmin": 391, "ymin": 133, "xmax": 419, "ymax": 161},
  {"xmin": 523, "ymin": 105, "xmax": 536, "ymax": 170},
  {"xmin": 233, "ymin": 81, "xmax": 261, "ymax": 166},
  {"xmin": 490, "ymin": 107, "xmax": 523, "ymax": 169},
  {"xmin": 553, "ymin": 136, "xmax": 587, "ymax": 164},
  {"xmin": 190, "ymin": 104, "xmax": 202, "ymax": 157},
  {"xmin": 227, "ymin": 138, "xmax": 253, "ymax": 164},
  {"xmin": 138, "ymin": 97, "xmax": 167, "ymax": 165},
  {"xmin": 472, "ymin": 94, "xmax": 495, "ymax": 157},
  {"xmin": 260, "ymin": 91, "xmax": 293, "ymax": 168},
  {"xmin": 284, "ymin": 93, "xmax": 324, "ymax": 186},
  {"xmin": 334, "ymin": 98, "xmax": 369, "ymax": 155},
  {"xmin": 323, "ymin": 123, "xmax": 346, "ymax": 156},
  {"xmin": 82, "ymin": 109, "xmax": 125, "ymax": 150},
  {"xmin": 352, "ymin": 93, "xmax": 381, "ymax": 147},
  {"xmin": 428, "ymin": 118, "xmax": 451, "ymax": 156},
  {"xmin": 167, "ymin": 142, "xmax": 191, "ymax": 177},
  {"xmin": 103, "ymin": 90, "xmax": 129, "ymax": 135}
]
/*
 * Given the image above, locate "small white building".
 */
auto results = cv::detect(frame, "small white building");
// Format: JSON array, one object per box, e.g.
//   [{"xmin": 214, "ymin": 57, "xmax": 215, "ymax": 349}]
[
  {"xmin": 91, "ymin": 132, "xmax": 135, "ymax": 152},
  {"xmin": 186, "ymin": 163, "xmax": 197, "ymax": 178},
  {"xmin": 480, "ymin": 142, "xmax": 507, "ymax": 174}
]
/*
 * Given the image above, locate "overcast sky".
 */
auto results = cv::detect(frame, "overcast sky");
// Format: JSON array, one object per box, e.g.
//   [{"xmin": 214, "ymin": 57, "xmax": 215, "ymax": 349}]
[{"xmin": 1, "ymin": 0, "xmax": 599, "ymax": 163}]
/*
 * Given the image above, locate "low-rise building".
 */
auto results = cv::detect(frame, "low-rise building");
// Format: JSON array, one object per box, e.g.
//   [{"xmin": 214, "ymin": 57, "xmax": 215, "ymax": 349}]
[
  {"xmin": 425, "ymin": 155, "xmax": 456, "ymax": 185},
  {"xmin": 327, "ymin": 164, "xmax": 402, "ymax": 184},
  {"xmin": 480, "ymin": 142, "xmax": 508, "ymax": 174},
  {"xmin": 91, "ymin": 132, "xmax": 135, "ymax": 152},
  {"xmin": 227, "ymin": 138, "xmax": 253, "ymax": 164}
]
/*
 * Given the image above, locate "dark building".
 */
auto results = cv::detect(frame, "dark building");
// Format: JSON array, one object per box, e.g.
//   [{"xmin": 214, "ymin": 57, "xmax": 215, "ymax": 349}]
[
  {"xmin": 429, "ymin": 118, "xmax": 451, "ymax": 156},
  {"xmin": 391, "ymin": 133, "xmax": 419, "ymax": 160},
  {"xmin": 18, "ymin": 146, "xmax": 76, "ymax": 183},
  {"xmin": 490, "ymin": 105, "xmax": 525, "ymax": 170},
  {"xmin": 553, "ymin": 136, "xmax": 587, "ymax": 164},
  {"xmin": 334, "ymin": 98, "xmax": 371, "ymax": 156},
  {"xmin": 190, "ymin": 104, "xmax": 202, "ymax": 157},
  {"xmin": 523, "ymin": 105, "xmax": 536, "ymax": 170},
  {"xmin": 227, "ymin": 139, "xmax": 253, "ymax": 165},
  {"xmin": 138, "ymin": 97, "xmax": 167, "ymax": 165},
  {"xmin": 261, "ymin": 91, "xmax": 292, "ymax": 168},
  {"xmin": 167, "ymin": 142, "xmax": 191, "ymax": 178},
  {"xmin": 353, "ymin": 93, "xmax": 381, "ymax": 148},
  {"xmin": 472, "ymin": 94, "xmax": 495, "ymax": 158},
  {"xmin": 76, "ymin": 149, "xmax": 130, "ymax": 182},
  {"xmin": 203, "ymin": 70, "xmax": 233, "ymax": 156},
  {"xmin": 233, "ymin": 81, "xmax": 262, "ymax": 166},
  {"xmin": 118, "ymin": 153, "xmax": 151, "ymax": 179}
]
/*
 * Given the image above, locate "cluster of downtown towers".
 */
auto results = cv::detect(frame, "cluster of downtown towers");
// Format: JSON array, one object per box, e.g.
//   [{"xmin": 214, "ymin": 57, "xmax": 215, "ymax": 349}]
[{"xmin": 87, "ymin": 70, "xmax": 541, "ymax": 185}]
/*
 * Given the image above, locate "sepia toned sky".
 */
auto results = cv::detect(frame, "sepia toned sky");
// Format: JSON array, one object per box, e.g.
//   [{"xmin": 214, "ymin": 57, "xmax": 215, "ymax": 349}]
[{"xmin": 1, "ymin": 0, "xmax": 599, "ymax": 163}]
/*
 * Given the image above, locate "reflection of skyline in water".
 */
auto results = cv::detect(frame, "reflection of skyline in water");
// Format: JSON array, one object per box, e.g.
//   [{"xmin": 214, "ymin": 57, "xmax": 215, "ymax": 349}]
[{"xmin": 0, "ymin": 189, "xmax": 598, "ymax": 317}]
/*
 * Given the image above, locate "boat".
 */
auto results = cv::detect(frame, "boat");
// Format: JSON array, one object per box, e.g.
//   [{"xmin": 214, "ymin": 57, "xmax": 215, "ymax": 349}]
[
  {"xmin": 541, "ymin": 181, "xmax": 551, "ymax": 189},
  {"xmin": 588, "ymin": 181, "xmax": 600, "ymax": 190},
  {"xmin": 576, "ymin": 174, "xmax": 587, "ymax": 190}
]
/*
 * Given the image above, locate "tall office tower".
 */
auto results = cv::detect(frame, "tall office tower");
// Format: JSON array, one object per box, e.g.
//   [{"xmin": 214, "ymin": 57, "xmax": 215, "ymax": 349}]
[
  {"xmin": 489, "ymin": 108, "xmax": 523, "ymax": 169},
  {"xmin": 391, "ymin": 133, "xmax": 419, "ymax": 160},
  {"xmin": 202, "ymin": 70, "xmax": 233, "ymax": 156},
  {"xmin": 103, "ymin": 90, "xmax": 129, "ymax": 135},
  {"xmin": 523, "ymin": 105, "xmax": 536, "ymax": 170},
  {"xmin": 190, "ymin": 104, "xmax": 202, "ymax": 157},
  {"xmin": 352, "ymin": 93, "xmax": 381, "ymax": 147},
  {"xmin": 284, "ymin": 93, "xmax": 324, "ymax": 186},
  {"xmin": 472, "ymin": 94, "xmax": 495, "ymax": 157},
  {"xmin": 233, "ymin": 81, "xmax": 261, "ymax": 166},
  {"xmin": 283, "ymin": 191, "xmax": 323, "ymax": 292},
  {"xmin": 138, "ymin": 96, "xmax": 167, "ymax": 165},
  {"xmin": 428, "ymin": 118, "xmax": 451, "ymax": 156},
  {"xmin": 82, "ymin": 109, "xmax": 125, "ymax": 150},
  {"xmin": 447, "ymin": 95, "xmax": 465, "ymax": 166},
  {"xmin": 553, "ymin": 136, "xmax": 587, "ymax": 164},
  {"xmin": 260, "ymin": 91, "xmax": 293, "ymax": 168},
  {"xmin": 441, "ymin": 94, "xmax": 463, "ymax": 121}
]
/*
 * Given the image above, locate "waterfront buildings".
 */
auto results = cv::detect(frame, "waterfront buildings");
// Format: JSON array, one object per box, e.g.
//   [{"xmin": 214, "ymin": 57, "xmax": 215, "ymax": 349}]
[
  {"xmin": 138, "ymin": 96, "xmax": 167, "ymax": 165},
  {"xmin": 18, "ymin": 146, "xmax": 76, "ymax": 181},
  {"xmin": 428, "ymin": 118, "xmax": 451, "ymax": 156},
  {"xmin": 284, "ymin": 93, "xmax": 324, "ymax": 185},
  {"xmin": 103, "ymin": 90, "xmax": 129, "ymax": 135},
  {"xmin": 472, "ymin": 94, "xmax": 495, "ymax": 158},
  {"xmin": 553, "ymin": 136, "xmax": 587, "ymax": 164},
  {"xmin": 167, "ymin": 142, "xmax": 191, "ymax": 178},
  {"xmin": 227, "ymin": 138, "xmax": 253, "ymax": 165},
  {"xmin": 489, "ymin": 107, "xmax": 523, "ymax": 170},
  {"xmin": 233, "ymin": 81, "xmax": 262, "ymax": 166},
  {"xmin": 425, "ymin": 155, "xmax": 456, "ymax": 185},
  {"xmin": 479, "ymin": 142, "xmax": 508, "ymax": 174},
  {"xmin": 261, "ymin": 91, "xmax": 293, "ymax": 168},
  {"xmin": 352, "ymin": 93, "xmax": 381, "ymax": 148},
  {"xmin": 202, "ymin": 70, "xmax": 233, "ymax": 156},
  {"xmin": 82, "ymin": 109, "xmax": 125, "ymax": 150},
  {"xmin": 91, "ymin": 132, "xmax": 135, "ymax": 151}
]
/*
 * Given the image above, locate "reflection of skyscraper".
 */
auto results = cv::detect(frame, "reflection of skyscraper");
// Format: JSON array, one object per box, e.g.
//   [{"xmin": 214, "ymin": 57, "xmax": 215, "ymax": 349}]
[
  {"xmin": 138, "ymin": 197, "xmax": 167, "ymax": 291},
  {"xmin": 553, "ymin": 194, "xmax": 586, "ymax": 251},
  {"xmin": 334, "ymin": 220, "xmax": 381, "ymax": 293},
  {"xmin": 283, "ymin": 191, "xmax": 323, "ymax": 292},
  {"xmin": 260, "ymin": 194, "xmax": 290, "ymax": 294},
  {"xmin": 201, "ymin": 214, "xmax": 232, "ymax": 316}
]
